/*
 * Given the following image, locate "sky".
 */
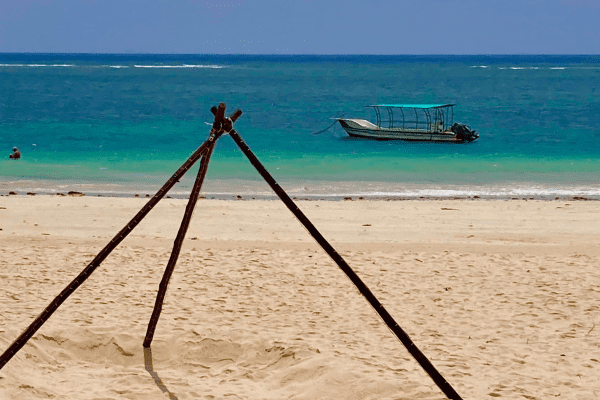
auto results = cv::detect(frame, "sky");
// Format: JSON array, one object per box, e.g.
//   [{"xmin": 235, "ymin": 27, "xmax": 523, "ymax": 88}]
[{"xmin": 0, "ymin": 0, "xmax": 598, "ymax": 54}]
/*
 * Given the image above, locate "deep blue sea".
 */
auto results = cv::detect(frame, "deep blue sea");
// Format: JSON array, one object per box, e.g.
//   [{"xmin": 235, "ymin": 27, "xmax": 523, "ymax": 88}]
[{"xmin": 1, "ymin": 54, "xmax": 599, "ymax": 199}]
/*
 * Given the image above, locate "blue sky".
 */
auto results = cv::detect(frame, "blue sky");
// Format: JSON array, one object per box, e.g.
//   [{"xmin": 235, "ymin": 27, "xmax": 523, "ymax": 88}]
[{"xmin": 1, "ymin": 0, "xmax": 598, "ymax": 54}]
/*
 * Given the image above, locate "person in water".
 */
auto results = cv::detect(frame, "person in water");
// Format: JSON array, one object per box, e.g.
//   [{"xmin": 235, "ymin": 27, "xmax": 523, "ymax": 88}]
[{"xmin": 9, "ymin": 147, "xmax": 21, "ymax": 159}]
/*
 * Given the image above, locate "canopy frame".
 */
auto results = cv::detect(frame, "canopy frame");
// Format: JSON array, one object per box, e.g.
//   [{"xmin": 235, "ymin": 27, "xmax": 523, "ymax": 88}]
[{"xmin": 367, "ymin": 104, "xmax": 455, "ymax": 132}]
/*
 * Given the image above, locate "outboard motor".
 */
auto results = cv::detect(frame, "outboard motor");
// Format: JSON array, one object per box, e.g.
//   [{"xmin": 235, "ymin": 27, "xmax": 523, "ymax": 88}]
[{"xmin": 450, "ymin": 123, "xmax": 479, "ymax": 142}]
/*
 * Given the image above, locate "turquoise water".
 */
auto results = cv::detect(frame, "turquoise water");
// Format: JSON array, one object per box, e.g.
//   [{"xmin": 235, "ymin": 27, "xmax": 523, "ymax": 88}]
[{"xmin": 1, "ymin": 54, "xmax": 599, "ymax": 198}]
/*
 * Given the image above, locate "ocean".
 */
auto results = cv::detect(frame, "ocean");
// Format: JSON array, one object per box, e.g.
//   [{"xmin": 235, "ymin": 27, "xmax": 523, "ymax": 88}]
[{"xmin": 1, "ymin": 54, "xmax": 599, "ymax": 200}]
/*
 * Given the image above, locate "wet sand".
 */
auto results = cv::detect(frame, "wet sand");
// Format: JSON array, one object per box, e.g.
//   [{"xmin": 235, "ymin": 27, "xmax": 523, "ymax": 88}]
[{"xmin": 1, "ymin": 197, "xmax": 599, "ymax": 399}]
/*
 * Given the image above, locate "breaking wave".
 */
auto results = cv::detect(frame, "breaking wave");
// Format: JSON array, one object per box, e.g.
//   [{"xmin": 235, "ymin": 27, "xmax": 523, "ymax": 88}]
[
  {"xmin": 0, "ymin": 63, "xmax": 226, "ymax": 69},
  {"xmin": 133, "ymin": 64, "xmax": 227, "ymax": 68}
]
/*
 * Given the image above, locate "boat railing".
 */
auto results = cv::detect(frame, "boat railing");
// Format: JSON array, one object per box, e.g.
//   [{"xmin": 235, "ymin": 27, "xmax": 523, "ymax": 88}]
[{"xmin": 370, "ymin": 105, "xmax": 454, "ymax": 133}]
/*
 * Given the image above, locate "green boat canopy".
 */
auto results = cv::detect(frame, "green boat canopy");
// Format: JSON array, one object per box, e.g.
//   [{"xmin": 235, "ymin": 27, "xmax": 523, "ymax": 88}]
[{"xmin": 367, "ymin": 104, "xmax": 455, "ymax": 109}]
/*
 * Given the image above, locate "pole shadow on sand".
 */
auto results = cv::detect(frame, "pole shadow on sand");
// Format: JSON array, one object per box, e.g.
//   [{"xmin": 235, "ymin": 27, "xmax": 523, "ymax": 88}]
[
  {"xmin": 0, "ymin": 103, "xmax": 464, "ymax": 400},
  {"xmin": 143, "ymin": 347, "xmax": 179, "ymax": 400}
]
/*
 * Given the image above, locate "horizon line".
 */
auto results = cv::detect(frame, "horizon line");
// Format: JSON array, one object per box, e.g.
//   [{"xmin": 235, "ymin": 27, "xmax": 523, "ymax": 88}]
[{"xmin": 1, "ymin": 52, "xmax": 599, "ymax": 57}]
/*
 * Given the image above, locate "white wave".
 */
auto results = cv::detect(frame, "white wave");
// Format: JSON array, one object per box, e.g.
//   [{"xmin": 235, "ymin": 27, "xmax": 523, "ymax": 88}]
[
  {"xmin": 188, "ymin": 181, "xmax": 600, "ymax": 200},
  {"xmin": 75, "ymin": 64, "xmax": 129, "ymax": 69},
  {"xmin": 471, "ymin": 65, "xmax": 489, "ymax": 68},
  {"xmin": 277, "ymin": 180, "xmax": 600, "ymax": 199},
  {"xmin": 9, "ymin": 181, "xmax": 600, "ymax": 200},
  {"xmin": 1, "ymin": 63, "xmax": 225, "ymax": 69},
  {"xmin": 0, "ymin": 64, "xmax": 75, "ymax": 67},
  {"xmin": 29, "ymin": 64, "xmax": 75, "ymax": 67},
  {"xmin": 495, "ymin": 66, "xmax": 571, "ymax": 71},
  {"xmin": 133, "ymin": 64, "xmax": 226, "ymax": 69}
]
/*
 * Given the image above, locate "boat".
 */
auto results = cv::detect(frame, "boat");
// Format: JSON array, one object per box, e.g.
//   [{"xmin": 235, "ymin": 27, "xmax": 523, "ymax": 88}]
[{"xmin": 337, "ymin": 104, "xmax": 479, "ymax": 143}]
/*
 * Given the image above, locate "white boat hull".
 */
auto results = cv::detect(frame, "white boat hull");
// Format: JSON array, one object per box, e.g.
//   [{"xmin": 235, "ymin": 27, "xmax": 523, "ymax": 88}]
[{"xmin": 338, "ymin": 119, "xmax": 477, "ymax": 143}]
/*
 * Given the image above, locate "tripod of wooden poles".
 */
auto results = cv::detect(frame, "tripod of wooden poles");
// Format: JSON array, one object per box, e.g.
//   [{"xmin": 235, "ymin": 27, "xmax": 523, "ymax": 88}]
[{"xmin": 0, "ymin": 103, "xmax": 463, "ymax": 400}]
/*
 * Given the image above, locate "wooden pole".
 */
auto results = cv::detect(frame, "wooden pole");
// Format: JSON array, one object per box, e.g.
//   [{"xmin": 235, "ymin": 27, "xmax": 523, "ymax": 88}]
[
  {"xmin": 143, "ymin": 136, "xmax": 218, "ymax": 348},
  {"xmin": 142, "ymin": 104, "xmax": 228, "ymax": 348},
  {"xmin": 228, "ymin": 129, "xmax": 463, "ymax": 400},
  {"xmin": 0, "ymin": 140, "xmax": 211, "ymax": 371}
]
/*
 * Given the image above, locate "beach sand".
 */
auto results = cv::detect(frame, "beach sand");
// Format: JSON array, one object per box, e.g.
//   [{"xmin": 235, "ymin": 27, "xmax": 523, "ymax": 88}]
[{"xmin": 0, "ymin": 196, "xmax": 599, "ymax": 399}]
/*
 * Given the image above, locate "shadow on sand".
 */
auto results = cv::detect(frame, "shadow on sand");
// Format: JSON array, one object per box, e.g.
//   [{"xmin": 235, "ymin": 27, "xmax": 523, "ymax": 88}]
[{"xmin": 143, "ymin": 347, "xmax": 179, "ymax": 400}]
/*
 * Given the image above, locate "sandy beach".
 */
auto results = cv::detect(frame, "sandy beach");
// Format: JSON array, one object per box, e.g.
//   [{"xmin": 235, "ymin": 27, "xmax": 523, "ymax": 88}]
[{"xmin": 0, "ymin": 196, "xmax": 599, "ymax": 399}]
